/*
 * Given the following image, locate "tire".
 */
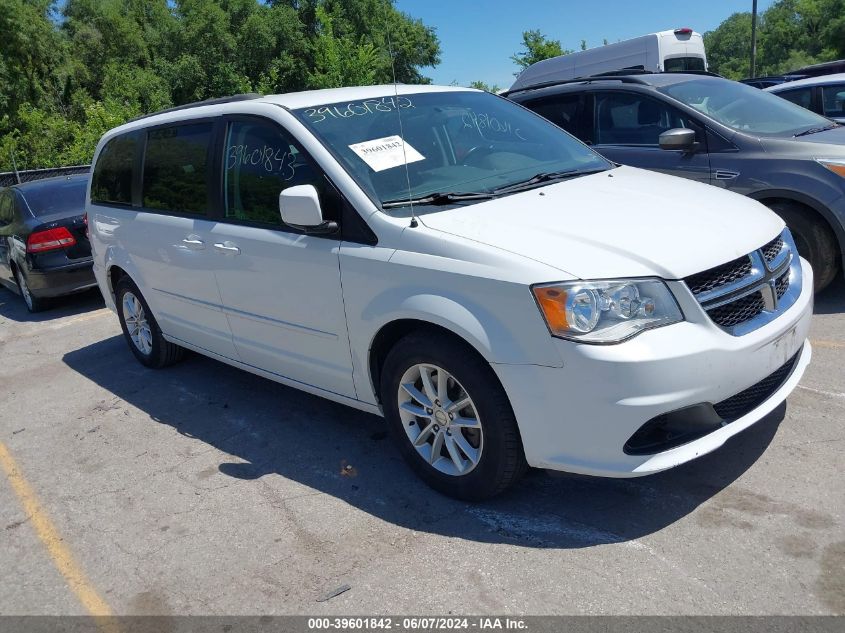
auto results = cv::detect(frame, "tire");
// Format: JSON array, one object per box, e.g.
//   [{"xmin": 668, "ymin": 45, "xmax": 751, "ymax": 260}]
[
  {"xmin": 115, "ymin": 277, "xmax": 184, "ymax": 368},
  {"xmin": 14, "ymin": 267, "xmax": 49, "ymax": 313},
  {"xmin": 380, "ymin": 330, "xmax": 528, "ymax": 500},
  {"xmin": 766, "ymin": 200, "xmax": 839, "ymax": 292}
]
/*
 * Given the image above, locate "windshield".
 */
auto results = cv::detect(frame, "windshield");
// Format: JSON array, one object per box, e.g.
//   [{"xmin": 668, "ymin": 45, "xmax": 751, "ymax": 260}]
[
  {"xmin": 660, "ymin": 78, "xmax": 834, "ymax": 136},
  {"xmin": 20, "ymin": 178, "xmax": 88, "ymax": 217},
  {"xmin": 292, "ymin": 90, "xmax": 611, "ymax": 215}
]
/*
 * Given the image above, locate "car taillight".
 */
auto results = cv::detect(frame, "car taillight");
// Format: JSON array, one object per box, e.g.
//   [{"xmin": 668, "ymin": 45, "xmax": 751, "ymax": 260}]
[
  {"xmin": 26, "ymin": 227, "xmax": 77, "ymax": 253},
  {"xmin": 674, "ymin": 27, "xmax": 693, "ymax": 35}
]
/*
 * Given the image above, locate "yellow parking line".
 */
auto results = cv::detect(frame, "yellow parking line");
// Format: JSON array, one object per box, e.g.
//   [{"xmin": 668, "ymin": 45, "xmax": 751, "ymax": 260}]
[
  {"xmin": 810, "ymin": 339, "xmax": 845, "ymax": 349},
  {"xmin": 0, "ymin": 441, "xmax": 116, "ymax": 621}
]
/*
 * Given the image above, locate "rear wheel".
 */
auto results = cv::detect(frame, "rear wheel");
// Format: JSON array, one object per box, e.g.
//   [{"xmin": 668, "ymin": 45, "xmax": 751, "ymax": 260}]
[
  {"xmin": 115, "ymin": 278, "xmax": 184, "ymax": 368},
  {"xmin": 381, "ymin": 331, "xmax": 527, "ymax": 500},
  {"xmin": 766, "ymin": 200, "xmax": 839, "ymax": 292},
  {"xmin": 14, "ymin": 267, "xmax": 48, "ymax": 313}
]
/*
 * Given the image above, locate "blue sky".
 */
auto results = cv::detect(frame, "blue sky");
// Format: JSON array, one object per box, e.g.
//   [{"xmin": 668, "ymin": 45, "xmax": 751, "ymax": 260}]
[{"xmin": 394, "ymin": 0, "xmax": 775, "ymax": 89}]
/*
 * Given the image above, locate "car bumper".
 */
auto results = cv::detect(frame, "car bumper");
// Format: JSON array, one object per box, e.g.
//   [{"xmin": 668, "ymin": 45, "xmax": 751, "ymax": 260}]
[
  {"xmin": 493, "ymin": 257, "xmax": 814, "ymax": 477},
  {"xmin": 25, "ymin": 259, "xmax": 97, "ymax": 299}
]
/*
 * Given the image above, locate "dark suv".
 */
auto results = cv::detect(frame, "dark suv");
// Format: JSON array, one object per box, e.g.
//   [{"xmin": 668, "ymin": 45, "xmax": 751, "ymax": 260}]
[{"xmin": 506, "ymin": 73, "xmax": 845, "ymax": 291}]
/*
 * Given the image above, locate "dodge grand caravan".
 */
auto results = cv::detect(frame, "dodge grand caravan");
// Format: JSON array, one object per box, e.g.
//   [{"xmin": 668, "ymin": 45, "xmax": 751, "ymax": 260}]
[{"xmin": 88, "ymin": 86, "xmax": 813, "ymax": 499}]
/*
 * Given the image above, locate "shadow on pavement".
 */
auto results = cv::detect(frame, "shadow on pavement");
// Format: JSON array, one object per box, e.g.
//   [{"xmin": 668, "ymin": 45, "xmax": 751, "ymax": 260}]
[
  {"xmin": 0, "ymin": 286, "xmax": 105, "ymax": 323},
  {"xmin": 814, "ymin": 273, "xmax": 844, "ymax": 315},
  {"xmin": 63, "ymin": 335, "xmax": 785, "ymax": 549}
]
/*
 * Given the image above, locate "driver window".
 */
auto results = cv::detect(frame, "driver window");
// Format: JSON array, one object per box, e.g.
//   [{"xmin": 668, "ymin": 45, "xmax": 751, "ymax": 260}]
[
  {"xmin": 223, "ymin": 120, "xmax": 327, "ymax": 226},
  {"xmin": 595, "ymin": 92, "xmax": 699, "ymax": 146}
]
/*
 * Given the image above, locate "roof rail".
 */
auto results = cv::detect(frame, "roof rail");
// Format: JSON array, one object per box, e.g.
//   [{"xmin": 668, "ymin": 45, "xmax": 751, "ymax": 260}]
[
  {"xmin": 501, "ymin": 74, "xmax": 651, "ymax": 97},
  {"xmin": 501, "ymin": 70, "xmax": 723, "ymax": 97},
  {"xmin": 128, "ymin": 93, "xmax": 263, "ymax": 123}
]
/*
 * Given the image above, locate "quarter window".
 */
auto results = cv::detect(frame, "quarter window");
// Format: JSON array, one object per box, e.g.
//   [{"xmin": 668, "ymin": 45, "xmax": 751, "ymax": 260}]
[
  {"xmin": 822, "ymin": 84, "xmax": 845, "ymax": 119},
  {"xmin": 142, "ymin": 123, "xmax": 213, "ymax": 215},
  {"xmin": 91, "ymin": 132, "xmax": 138, "ymax": 206},
  {"xmin": 595, "ymin": 92, "xmax": 698, "ymax": 146},
  {"xmin": 223, "ymin": 120, "xmax": 322, "ymax": 226}
]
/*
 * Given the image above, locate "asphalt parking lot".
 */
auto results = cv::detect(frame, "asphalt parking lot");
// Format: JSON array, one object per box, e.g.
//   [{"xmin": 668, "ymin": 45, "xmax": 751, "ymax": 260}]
[{"xmin": 0, "ymin": 277, "xmax": 843, "ymax": 616}]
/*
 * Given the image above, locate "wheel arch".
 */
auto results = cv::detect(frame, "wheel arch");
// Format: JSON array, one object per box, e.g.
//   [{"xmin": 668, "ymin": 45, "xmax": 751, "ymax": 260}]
[
  {"xmin": 360, "ymin": 289, "xmax": 562, "ymax": 404},
  {"xmin": 750, "ymin": 189, "xmax": 844, "ymax": 259},
  {"xmin": 368, "ymin": 318, "xmax": 496, "ymax": 405}
]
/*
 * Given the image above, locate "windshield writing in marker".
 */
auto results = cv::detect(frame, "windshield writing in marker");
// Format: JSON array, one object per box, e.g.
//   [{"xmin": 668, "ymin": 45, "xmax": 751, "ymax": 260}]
[
  {"xmin": 462, "ymin": 110, "xmax": 526, "ymax": 140},
  {"xmin": 303, "ymin": 97, "xmax": 415, "ymax": 123}
]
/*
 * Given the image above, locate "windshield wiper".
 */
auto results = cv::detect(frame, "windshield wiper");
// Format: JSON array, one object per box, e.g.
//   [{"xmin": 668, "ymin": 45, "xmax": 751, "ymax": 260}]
[
  {"xmin": 794, "ymin": 124, "xmax": 838, "ymax": 137},
  {"xmin": 381, "ymin": 191, "xmax": 495, "ymax": 209},
  {"xmin": 492, "ymin": 168, "xmax": 609, "ymax": 194}
]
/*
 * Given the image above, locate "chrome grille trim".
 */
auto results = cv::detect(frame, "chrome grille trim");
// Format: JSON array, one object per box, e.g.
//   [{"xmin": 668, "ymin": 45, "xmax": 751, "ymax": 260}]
[{"xmin": 683, "ymin": 229, "xmax": 802, "ymax": 336}]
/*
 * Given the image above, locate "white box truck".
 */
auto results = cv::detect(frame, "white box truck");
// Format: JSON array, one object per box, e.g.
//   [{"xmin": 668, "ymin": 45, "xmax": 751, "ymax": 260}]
[{"xmin": 510, "ymin": 28, "xmax": 708, "ymax": 91}]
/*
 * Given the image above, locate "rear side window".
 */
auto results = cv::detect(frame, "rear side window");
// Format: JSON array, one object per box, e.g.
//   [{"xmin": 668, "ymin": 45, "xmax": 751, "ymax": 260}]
[
  {"xmin": 777, "ymin": 87, "xmax": 813, "ymax": 110},
  {"xmin": 92, "ymin": 133, "xmax": 138, "ymax": 206},
  {"xmin": 143, "ymin": 123, "xmax": 213, "ymax": 215},
  {"xmin": 523, "ymin": 94, "xmax": 582, "ymax": 135},
  {"xmin": 822, "ymin": 84, "xmax": 845, "ymax": 118}
]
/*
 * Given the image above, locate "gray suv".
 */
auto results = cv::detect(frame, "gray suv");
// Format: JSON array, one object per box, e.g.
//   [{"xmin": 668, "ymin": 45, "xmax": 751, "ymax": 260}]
[{"xmin": 506, "ymin": 73, "xmax": 845, "ymax": 291}]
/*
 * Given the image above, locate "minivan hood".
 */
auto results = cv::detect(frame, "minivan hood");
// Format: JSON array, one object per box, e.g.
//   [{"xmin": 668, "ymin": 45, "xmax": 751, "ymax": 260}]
[{"xmin": 418, "ymin": 166, "xmax": 783, "ymax": 280}]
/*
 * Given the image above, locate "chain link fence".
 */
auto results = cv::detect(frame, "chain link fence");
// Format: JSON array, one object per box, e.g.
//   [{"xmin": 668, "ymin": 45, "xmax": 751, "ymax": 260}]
[{"xmin": 0, "ymin": 165, "xmax": 91, "ymax": 188}]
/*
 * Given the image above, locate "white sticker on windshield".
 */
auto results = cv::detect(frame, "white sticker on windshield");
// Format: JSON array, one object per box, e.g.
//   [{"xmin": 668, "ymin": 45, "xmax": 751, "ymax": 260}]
[{"xmin": 348, "ymin": 135, "xmax": 425, "ymax": 172}]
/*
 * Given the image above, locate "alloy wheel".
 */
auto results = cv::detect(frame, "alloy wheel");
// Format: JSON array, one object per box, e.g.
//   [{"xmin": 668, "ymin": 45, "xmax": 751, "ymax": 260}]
[
  {"xmin": 397, "ymin": 363, "xmax": 483, "ymax": 476},
  {"xmin": 122, "ymin": 291, "xmax": 153, "ymax": 356}
]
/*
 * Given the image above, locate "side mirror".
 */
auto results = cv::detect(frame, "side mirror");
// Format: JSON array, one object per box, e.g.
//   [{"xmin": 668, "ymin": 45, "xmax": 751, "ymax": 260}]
[
  {"xmin": 279, "ymin": 185, "xmax": 337, "ymax": 234},
  {"xmin": 659, "ymin": 128, "xmax": 697, "ymax": 151}
]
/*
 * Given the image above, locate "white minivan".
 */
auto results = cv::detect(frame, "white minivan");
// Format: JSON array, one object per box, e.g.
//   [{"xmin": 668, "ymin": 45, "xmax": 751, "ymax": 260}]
[{"xmin": 88, "ymin": 85, "xmax": 813, "ymax": 499}]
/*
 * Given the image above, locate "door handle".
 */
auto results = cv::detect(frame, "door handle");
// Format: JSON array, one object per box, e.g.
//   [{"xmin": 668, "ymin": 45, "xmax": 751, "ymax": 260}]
[
  {"xmin": 213, "ymin": 241, "xmax": 240, "ymax": 255},
  {"xmin": 181, "ymin": 235, "xmax": 205, "ymax": 250}
]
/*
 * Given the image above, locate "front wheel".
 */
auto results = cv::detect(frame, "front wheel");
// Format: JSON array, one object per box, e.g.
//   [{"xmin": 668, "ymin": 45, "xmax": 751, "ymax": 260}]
[
  {"xmin": 381, "ymin": 331, "xmax": 527, "ymax": 500},
  {"xmin": 115, "ymin": 278, "xmax": 184, "ymax": 368}
]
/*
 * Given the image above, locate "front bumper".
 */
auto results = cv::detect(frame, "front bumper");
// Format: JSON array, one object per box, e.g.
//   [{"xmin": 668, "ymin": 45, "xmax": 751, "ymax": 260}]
[{"xmin": 494, "ymin": 257, "xmax": 814, "ymax": 477}]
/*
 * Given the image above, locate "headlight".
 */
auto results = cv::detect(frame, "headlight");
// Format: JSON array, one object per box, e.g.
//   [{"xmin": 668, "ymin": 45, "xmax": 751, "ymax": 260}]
[
  {"xmin": 532, "ymin": 279, "xmax": 683, "ymax": 343},
  {"xmin": 816, "ymin": 158, "xmax": 845, "ymax": 178}
]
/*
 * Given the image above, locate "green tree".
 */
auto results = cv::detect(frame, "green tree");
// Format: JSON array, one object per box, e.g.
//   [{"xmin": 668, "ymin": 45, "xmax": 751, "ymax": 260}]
[
  {"xmin": 0, "ymin": 0, "xmax": 66, "ymax": 117},
  {"xmin": 704, "ymin": 0, "xmax": 845, "ymax": 78},
  {"xmin": 511, "ymin": 29, "xmax": 570, "ymax": 74},
  {"xmin": 468, "ymin": 80, "xmax": 500, "ymax": 93},
  {"xmin": 703, "ymin": 12, "xmax": 753, "ymax": 79},
  {"xmin": 0, "ymin": 0, "xmax": 442, "ymax": 171}
]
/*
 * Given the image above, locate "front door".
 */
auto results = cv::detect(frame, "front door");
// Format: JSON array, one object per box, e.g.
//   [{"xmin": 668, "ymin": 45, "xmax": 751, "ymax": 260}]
[
  {"xmin": 209, "ymin": 117, "xmax": 356, "ymax": 398},
  {"xmin": 591, "ymin": 91, "xmax": 711, "ymax": 183}
]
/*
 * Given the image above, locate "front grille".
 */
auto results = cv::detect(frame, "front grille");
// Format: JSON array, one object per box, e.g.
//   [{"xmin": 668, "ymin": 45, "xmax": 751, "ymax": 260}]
[
  {"xmin": 775, "ymin": 272, "xmax": 790, "ymax": 300},
  {"xmin": 707, "ymin": 291, "xmax": 766, "ymax": 327},
  {"xmin": 683, "ymin": 230, "xmax": 796, "ymax": 335},
  {"xmin": 713, "ymin": 353, "xmax": 799, "ymax": 420},
  {"xmin": 762, "ymin": 236, "xmax": 785, "ymax": 264},
  {"xmin": 685, "ymin": 256, "xmax": 752, "ymax": 296}
]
